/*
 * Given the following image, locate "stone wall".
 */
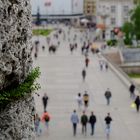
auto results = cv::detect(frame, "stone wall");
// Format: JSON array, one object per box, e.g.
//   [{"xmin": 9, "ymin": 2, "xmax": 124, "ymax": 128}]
[
  {"xmin": 0, "ymin": 96, "xmax": 35, "ymax": 140},
  {"xmin": 0, "ymin": 0, "xmax": 32, "ymax": 90},
  {"xmin": 0, "ymin": 0, "xmax": 35, "ymax": 139},
  {"xmin": 121, "ymin": 65, "xmax": 140, "ymax": 74},
  {"xmin": 122, "ymin": 48, "xmax": 140, "ymax": 63}
]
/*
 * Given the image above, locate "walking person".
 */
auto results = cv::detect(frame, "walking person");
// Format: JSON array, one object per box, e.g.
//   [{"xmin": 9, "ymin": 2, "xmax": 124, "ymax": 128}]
[
  {"xmin": 104, "ymin": 113, "xmax": 112, "ymax": 138},
  {"xmin": 70, "ymin": 110, "xmax": 79, "ymax": 136},
  {"xmin": 83, "ymin": 91, "xmax": 89, "ymax": 108},
  {"xmin": 105, "ymin": 62, "xmax": 109, "ymax": 71},
  {"xmin": 89, "ymin": 111, "xmax": 97, "ymax": 135},
  {"xmin": 104, "ymin": 88, "xmax": 112, "ymax": 105},
  {"xmin": 42, "ymin": 111, "xmax": 50, "ymax": 130},
  {"xmin": 81, "ymin": 111, "xmax": 88, "ymax": 135},
  {"xmin": 42, "ymin": 93, "xmax": 49, "ymax": 112},
  {"xmin": 76, "ymin": 93, "xmax": 83, "ymax": 109},
  {"xmin": 82, "ymin": 69, "xmax": 86, "ymax": 82},
  {"xmin": 34, "ymin": 113, "xmax": 42, "ymax": 136},
  {"xmin": 85, "ymin": 57, "xmax": 90, "ymax": 68},
  {"xmin": 99, "ymin": 60, "xmax": 103, "ymax": 71},
  {"xmin": 134, "ymin": 95, "xmax": 140, "ymax": 112},
  {"xmin": 129, "ymin": 83, "xmax": 135, "ymax": 99}
]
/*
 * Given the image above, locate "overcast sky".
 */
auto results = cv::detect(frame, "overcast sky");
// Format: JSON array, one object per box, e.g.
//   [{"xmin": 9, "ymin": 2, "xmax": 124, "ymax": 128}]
[{"xmin": 31, "ymin": 0, "xmax": 83, "ymax": 15}]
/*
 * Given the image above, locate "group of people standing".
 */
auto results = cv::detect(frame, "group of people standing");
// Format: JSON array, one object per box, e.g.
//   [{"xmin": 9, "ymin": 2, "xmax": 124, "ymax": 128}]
[{"xmin": 71, "ymin": 110, "xmax": 112, "ymax": 137}]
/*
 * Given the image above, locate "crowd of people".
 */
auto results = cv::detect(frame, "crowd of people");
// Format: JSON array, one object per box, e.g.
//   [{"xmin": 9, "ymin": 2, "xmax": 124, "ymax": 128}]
[{"xmin": 31, "ymin": 23, "xmax": 140, "ymax": 139}]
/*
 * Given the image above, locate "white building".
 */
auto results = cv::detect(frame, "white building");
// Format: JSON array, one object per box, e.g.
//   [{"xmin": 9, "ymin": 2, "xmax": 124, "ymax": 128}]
[
  {"xmin": 31, "ymin": 0, "xmax": 84, "ymax": 15},
  {"xmin": 96, "ymin": 0, "xmax": 134, "ymax": 39}
]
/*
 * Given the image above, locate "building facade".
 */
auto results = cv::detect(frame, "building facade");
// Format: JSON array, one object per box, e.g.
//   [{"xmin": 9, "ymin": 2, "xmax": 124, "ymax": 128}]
[
  {"xmin": 31, "ymin": 0, "xmax": 84, "ymax": 16},
  {"xmin": 84, "ymin": 0, "xmax": 96, "ymax": 16},
  {"xmin": 96, "ymin": 0, "xmax": 134, "ymax": 39}
]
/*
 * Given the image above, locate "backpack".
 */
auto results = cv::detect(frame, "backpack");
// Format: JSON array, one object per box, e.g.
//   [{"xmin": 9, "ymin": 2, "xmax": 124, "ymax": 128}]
[{"xmin": 45, "ymin": 115, "xmax": 50, "ymax": 122}]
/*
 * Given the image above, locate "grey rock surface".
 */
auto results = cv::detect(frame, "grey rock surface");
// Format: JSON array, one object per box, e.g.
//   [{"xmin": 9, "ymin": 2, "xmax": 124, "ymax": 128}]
[
  {"xmin": 0, "ymin": 96, "xmax": 35, "ymax": 140},
  {"xmin": 0, "ymin": 0, "xmax": 34, "ymax": 139},
  {"xmin": 0, "ymin": 0, "xmax": 32, "ymax": 90}
]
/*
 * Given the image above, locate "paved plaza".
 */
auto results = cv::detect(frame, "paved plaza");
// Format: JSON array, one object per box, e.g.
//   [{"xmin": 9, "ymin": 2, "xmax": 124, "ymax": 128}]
[{"xmin": 33, "ymin": 25, "xmax": 140, "ymax": 140}]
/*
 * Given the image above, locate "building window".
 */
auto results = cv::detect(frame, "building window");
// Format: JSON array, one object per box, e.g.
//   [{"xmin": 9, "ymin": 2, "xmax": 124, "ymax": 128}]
[
  {"xmin": 123, "ymin": 6, "xmax": 129, "ymax": 13},
  {"xmin": 111, "ymin": 5, "xmax": 116, "ymax": 13},
  {"xmin": 111, "ymin": 18, "xmax": 116, "ymax": 25}
]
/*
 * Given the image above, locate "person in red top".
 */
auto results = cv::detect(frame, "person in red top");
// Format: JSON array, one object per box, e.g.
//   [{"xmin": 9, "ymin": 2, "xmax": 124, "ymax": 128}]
[
  {"xmin": 85, "ymin": 57, "xmax": 90, "ymax": 67},
  {"xmin": 42, "ymin": 111, "xmax": 50, "ymax": 129}
]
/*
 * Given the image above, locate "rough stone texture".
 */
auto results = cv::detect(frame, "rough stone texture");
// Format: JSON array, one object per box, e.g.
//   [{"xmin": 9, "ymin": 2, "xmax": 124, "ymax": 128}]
[
  {"xmin": 0, "ymin": 0, "xmax": 35, "ymax": 139},
  {"xmin": 0, "ymin": 0, "xmax": 32, "ymax": 90},
  {"xmin": 0, "ymin": 96, "xmax": 35, "ymax": 140}
]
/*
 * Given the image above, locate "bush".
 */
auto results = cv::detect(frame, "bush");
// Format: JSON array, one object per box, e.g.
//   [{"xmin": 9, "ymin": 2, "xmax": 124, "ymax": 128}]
[
  {"xmin": 124, "ymin": 38, "xmax": 132, "ymax": 45},
  {"xmin": 0, "ymin": 67, "xmax": 41, "ymax": 106},
  {"xmin": 107, "ymin": 39, "xmax": 117, "ymax": 46}
]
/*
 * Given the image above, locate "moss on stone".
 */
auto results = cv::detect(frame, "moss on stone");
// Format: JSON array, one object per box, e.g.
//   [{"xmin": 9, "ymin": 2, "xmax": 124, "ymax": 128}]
[{"xmin": 0, "ymin": 67, "xmax": 41, "ymax": 105}]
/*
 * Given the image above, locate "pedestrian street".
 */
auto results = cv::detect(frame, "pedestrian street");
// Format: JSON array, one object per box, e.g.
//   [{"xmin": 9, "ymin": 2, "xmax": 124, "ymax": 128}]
[{"xmin": 33, "ymin": 25, "xmax": 140, "ymax": 140}]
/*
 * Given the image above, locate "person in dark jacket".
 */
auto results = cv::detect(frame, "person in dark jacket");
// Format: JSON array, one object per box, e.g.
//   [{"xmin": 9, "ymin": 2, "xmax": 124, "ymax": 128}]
[
  {"xmin": 104, "ymin": 113, "xmax": 112, "ymax": 138},
  {"xmin": 129, "ymin": 83, "xmax": 135, "ymax": 99},
  {"xmin": 81, "ymin": 111, "xmax": 88, "ymax": 135},
  {"xmin": 89, "ymin": 111, "xmax": 97, "ymax": 135},
  {"xmin": 82, "ymin": 69, "xmax": 86, "ymax": 82},
  {"xmin": 135, "ymin": 95, "xmax": 140, "ymax": 112},
  {"xmin": 104, "ymin": 88, "xmax": 112, "ymax": 105},
  {"xmin": 42, "ymin": 93, "xmax": 49, "ymax": 112}
]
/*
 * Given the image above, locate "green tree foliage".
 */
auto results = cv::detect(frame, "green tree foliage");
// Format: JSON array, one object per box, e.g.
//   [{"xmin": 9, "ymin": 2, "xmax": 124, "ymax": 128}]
[
  {"xmin": 131, "ymin": 5, "xmax": 140, "ymax": 40},
  {"xmin": 122, "ymin": 22, "xmax": 134, "ymax": 45},
  {"xmin": 134, "ymin": 0, "xmax": 140, "ymax": 4},
  {"xmin": 122, "ymin": 4, "xmax": 140, "ymax": 45}
]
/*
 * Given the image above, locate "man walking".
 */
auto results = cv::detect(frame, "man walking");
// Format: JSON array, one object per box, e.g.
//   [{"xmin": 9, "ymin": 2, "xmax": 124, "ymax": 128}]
[
  {"xmin": 129, "ymin": 83, "xmax": 135, "ymax": 99},
  {"xmin": 135, "ymin": 95, "xmax": 140, "ymax": 112},
  {"xmin": 81, "ymin": 111, "xmax": 88, "ymax": 135},
  {"xmin": 85, "ymin": 57, "xmax": 90, "ymax": 67},
  {"xmin": 82, "ymin": 69, "xmax": 86, "ymax": 81},
  {"xmin": 42, "ymin": 93, "xmax": 49, "ymax": 112},
  {"xmin": 104, "ymin": 88, "xmax": 112, "ymax": 105},
  {"xmin": 76, "ymin": 93, "xmax": 83, "ymax": 109},
  {"xmin": 104, "ymin": 113, "xmax": 112, "ymax": 138},
  {"xmin": 89, "ymin": 111, "xmax": 97, "ymax": 135},
  {"xmin": 70, "ymin": 110, "xmax": 79, "ymax": 136}
]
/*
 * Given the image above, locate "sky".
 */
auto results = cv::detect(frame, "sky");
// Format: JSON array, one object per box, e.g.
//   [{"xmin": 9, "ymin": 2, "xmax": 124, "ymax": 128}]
[{"xmin": 31, "ymin": 0, "xmax": 84, "ymax": 15}]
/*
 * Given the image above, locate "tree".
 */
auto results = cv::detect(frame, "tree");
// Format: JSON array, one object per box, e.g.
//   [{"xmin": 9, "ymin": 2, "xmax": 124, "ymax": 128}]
[
  {"xmin": 122, "ymin": 22, "xmax": 134, "ymax": 45},
  {"xmin": 134, "ymin": 0, "xmax": 140, "ymax": 5},
  {"xmin": 131, "ymin": 5, "xmax": 140, "ymax": 40}
]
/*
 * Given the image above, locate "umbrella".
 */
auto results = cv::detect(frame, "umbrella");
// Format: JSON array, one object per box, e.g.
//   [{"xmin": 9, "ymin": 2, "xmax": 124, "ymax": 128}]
[{"xmin": 80, "ymin": 18, "xmax": 90, "ymax": 23}]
